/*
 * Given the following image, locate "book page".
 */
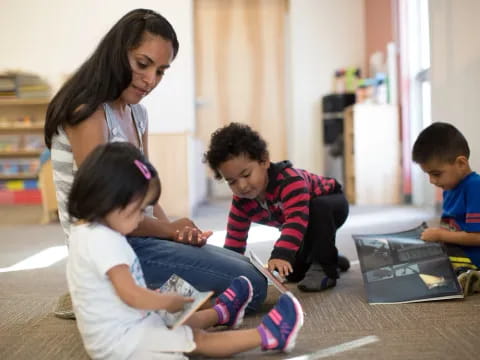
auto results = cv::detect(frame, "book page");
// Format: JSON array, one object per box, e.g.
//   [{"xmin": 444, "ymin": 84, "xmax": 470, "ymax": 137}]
[
  {"xmin": 158, "ymin": 274, "xmax": 214, "ymax": 329},
  {"xmin": 353, "ymin": 223, "xmax": 463, "ymax": 304}
]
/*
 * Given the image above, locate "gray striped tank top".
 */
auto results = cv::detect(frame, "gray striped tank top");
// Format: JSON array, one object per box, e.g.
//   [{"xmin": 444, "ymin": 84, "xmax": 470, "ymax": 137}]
[{"xmin": 51, "ymin": 103, "xmax": 148, "ymax": 243}]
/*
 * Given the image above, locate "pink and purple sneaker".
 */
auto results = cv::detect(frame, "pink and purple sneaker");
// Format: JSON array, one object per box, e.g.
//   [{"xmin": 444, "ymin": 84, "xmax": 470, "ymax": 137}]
[
  {"xmin": 214, "ymin": 276, "xmax": 253, "ymax": 328},
  {"xmin": 257, "ymin": 292, "xmax": 304, "ymax": 352}
]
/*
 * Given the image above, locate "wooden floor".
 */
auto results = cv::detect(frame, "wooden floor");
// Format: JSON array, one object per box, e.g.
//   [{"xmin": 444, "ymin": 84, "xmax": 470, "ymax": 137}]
[{"xmin": 1, "ymin": 202, "xmax": 479, "ymax": 359}]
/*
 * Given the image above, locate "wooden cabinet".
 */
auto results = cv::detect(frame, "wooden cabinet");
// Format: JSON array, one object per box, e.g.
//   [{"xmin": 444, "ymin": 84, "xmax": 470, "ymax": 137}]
[{"xmin": 344, "ymin": 104, "xmax": 401, "ymax": 205}]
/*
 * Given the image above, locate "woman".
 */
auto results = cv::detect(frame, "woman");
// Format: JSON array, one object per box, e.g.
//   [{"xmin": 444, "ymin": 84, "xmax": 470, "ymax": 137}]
[{"xmin": 45, "ymin": 8, "xmax": 267, "ymax": 318}]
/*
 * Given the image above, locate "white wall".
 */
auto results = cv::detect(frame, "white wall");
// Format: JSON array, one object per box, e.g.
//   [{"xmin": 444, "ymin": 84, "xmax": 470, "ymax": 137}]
[
  {"xmin": 0, "ymin": 0, "xmax": 195, "ymax": 134},
  {"xmin": 1, "ymin": 0, "xmax": 366, "ymax": 212},
  {"xmin": 287, "ymin": 0, "xmax": 365, "ymax": 174},
  {"xmin": 429, "ymin": 0, "xmax": 480, "ymax": 171}
]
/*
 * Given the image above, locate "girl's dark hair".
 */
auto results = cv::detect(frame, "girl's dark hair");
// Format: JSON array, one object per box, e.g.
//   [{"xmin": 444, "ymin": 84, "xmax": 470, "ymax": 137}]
[
  {"xmin": 203, "ymin": 122, "xmax": 269, "ymax": 179},
  {"xmin": 412, "ymin": 122, "xmax": 470, "ymax": 164},
  {"xmin": 68, "ymin": 142, "xmax": 160, "ymax": 222},
  {"xmin": 45, "ymin": 8, "xmax": 179, "ymax": 148}
]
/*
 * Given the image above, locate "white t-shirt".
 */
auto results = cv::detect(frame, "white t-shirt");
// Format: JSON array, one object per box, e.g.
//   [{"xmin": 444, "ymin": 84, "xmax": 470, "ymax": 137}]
[{"xmin": 67, "ymin": 223, "xmax": 195, "ymax": 360}]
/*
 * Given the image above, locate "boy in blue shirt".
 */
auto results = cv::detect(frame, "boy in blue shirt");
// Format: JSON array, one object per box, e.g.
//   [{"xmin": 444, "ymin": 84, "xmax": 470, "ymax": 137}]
[{"xmin": 412, "ymin": 122, "xmax": 480, "ymax": 295}]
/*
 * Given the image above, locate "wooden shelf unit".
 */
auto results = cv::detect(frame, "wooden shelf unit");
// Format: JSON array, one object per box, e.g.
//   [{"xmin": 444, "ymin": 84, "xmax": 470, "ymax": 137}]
[{"xmin": 0, "ymin": 98, "xmax": 49, "ymax": 207}]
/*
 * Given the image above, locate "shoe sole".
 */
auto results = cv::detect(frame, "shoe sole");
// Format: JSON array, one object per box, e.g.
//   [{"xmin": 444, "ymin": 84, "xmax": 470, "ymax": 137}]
[
  {"xmin": 231, "ymin": 276, "xmax": 253, "ymax": 329},
  {"xmin": 461, "ymin": 270, "xmax": 480, "ymax": 296},
  {"xmin": 282, "ymin": 292, "xmax": 304, "ymax": 353},
  {"xmin": 54, "ymin": 311, "xmax": 76, "ymax": 320}
]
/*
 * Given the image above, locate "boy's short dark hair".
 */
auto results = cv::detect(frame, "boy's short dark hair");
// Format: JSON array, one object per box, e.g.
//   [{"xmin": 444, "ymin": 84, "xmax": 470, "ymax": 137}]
[
  {"xmin": 68, "ymin": 142, "xmax": 160, "ymax": 222},
  {"xmin": 203, "ymin": 122, "xmax": 269, "ymax": 179},
  {"xmin": 412, "ymin": 122, "xmax": 470, "ymax": 164}
]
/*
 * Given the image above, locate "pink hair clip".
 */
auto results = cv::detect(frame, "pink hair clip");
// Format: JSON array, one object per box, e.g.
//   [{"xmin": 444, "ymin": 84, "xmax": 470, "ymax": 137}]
[{"xmin": 134, "ymin": 159, "xmax": 151, "ymax": 180}]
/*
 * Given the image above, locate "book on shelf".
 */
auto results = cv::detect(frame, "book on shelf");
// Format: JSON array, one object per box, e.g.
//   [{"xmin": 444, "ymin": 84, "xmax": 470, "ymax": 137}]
[
  {"xmin": 158, "ymin": 274, "xmax": 214, "ymax": 329},
  {"xmin": 353, "ymin": 223, "xmax": 464, "ymax": 304}
]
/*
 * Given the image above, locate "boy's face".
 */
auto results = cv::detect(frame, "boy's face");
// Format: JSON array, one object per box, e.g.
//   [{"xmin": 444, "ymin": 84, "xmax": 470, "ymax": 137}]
[
  {"xmin": 420, "ymin": 156, "xmax": 469, "ymax": 191},
  {"xmin": 217, "ymin": 154, "xmax": 270, "ymax": 200}
]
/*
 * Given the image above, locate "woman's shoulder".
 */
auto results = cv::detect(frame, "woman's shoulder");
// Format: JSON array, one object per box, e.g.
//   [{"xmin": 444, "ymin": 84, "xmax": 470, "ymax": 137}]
[{"xmin": 65, "ymin": 106, "xmax": 108, "ymax": 138}]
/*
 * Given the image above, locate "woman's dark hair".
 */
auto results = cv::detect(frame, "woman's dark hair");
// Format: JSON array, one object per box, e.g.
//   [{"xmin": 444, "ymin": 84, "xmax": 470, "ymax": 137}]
[
  {"xmin": 203, "ymin": 122, "xmax": 269, "ymax": 179},
  {"xmin": 412, "ymin": 122, "xmax": 470, "ymax": 164},
  {"xmin": 68, "ymin": 142, "xmax": 160, "ymax": 222},
  {"xmin": 45, "ymin": 8, "xmax": 179, "ymax": 148}
]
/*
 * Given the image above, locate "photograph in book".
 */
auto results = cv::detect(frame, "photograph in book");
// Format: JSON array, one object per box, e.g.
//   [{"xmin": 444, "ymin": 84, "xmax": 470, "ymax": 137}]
[
  {"xmin": 158, "ymin": 274, "xmax": 214, "ymax": 329},
  {"xmin": 353, "ymin": 223, "xmax": 464, "ymax": 304},
  {"xmin": 248, "ymin": 250, "xmax": 288, "ymax": 294}
]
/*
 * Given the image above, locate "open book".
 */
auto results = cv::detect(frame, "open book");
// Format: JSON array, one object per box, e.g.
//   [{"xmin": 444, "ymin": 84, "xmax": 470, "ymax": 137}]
[
  {"xmin": 353, "ymin": 223, "xmax": 464, "ymax": 304},
  {"xmin": 248, "ymin": 250, "xmax": 289, "ymax": 294},
  {"xmin": 158, "ymin": 274, "xmax": 214, "ymax": 329}
]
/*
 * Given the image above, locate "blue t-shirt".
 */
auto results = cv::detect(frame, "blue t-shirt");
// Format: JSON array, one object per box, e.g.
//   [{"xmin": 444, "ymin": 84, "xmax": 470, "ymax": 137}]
[{"xmin": 441, "ymin": 171, "xmax": 480, "ymax": 266}]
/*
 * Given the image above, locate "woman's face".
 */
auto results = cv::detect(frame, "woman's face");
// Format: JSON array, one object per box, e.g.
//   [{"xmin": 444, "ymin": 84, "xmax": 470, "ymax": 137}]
[{"xmin": 122, "ymin": 32, "xmax": 174, "ymax": 104}]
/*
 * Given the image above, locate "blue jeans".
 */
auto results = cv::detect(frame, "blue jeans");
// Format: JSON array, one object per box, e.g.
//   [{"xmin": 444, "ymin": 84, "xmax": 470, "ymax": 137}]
[{"xmin": 127, "ymin": 236, "xmax": 267, "ymax": 312}]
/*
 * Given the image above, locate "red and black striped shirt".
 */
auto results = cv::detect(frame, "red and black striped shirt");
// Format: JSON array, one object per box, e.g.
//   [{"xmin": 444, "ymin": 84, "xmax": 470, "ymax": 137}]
[{"xmin": 225, "ymin": 161, "xmax": 340, "ymax": 263}]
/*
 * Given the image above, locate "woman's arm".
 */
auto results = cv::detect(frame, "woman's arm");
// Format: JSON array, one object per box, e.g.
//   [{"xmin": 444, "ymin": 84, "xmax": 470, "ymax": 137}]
[
  {"xmin": 129, "ymin": 121, "xmax": 211, "ymax": 243},
  {"xmin": 65, "ymin": 108, "xmax": 109, "ymax": 167},
  {"xmin": 107, "ymin": 264, "xmax": 193, "ymax": 312},
  {"xmin": 65, "ymin": 110, "xmax": 198, "ymax": 240}
]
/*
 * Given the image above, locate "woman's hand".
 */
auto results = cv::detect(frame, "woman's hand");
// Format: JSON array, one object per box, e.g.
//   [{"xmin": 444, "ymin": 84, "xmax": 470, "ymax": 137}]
[
  {"xmin": 171, "ymin": 218, "xmax": 212, "ymax": 247},
  {"xmin": 268, "ymin": 258, "xmax": 293, "ymax": 278}
]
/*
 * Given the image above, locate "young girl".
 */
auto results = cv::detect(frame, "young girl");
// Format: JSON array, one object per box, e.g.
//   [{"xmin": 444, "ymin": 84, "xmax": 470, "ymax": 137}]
[
  {"xmin": 67, "ymin": 142, "xmax": 304, "ymax": 359},
  {"xmin": 204, "ymin": 123, "xmax": 350, "ymax": 292}
]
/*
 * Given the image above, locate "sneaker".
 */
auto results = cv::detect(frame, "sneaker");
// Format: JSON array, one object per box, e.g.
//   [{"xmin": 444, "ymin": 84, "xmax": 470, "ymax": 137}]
[
  {"xmin": 214, "ymin": 276, "xmax": 253, "ymax": 328},
  {"xmin": 53, "ymin": 292, "xmax": 76, "ymax": 320},
  {"xmin": 458, "ymin": 270, "xmax": 480, "ymax": 296},
  {"xmin": 297, "ymin": 263, "xmax": 337, "ymax": 292},
  {"xmin": 257, "ymin": 293, "xmax": 304, "ymax": 352},
  {"xmin": 338, "ymin": 254, "xmax": 350, "ymax": 272}
]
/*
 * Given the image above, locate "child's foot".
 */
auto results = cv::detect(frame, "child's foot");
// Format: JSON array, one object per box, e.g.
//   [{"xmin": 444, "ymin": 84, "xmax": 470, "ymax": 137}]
[
  {"xmin": 297, "ymin": 263, "xmax": 337, "ymax": 292},
  {"xmin": 338, "ymin": 254, "xmax": 350, "ymax": 272},
  {"xmin": 257, "ymin": 292, "xmax": 304, "ymax": 352},
  {"xmin": 214, "ymin": 276, "xmax": 253, "ymax": 328},
  {"xmin": 458, "ymin": 270, "xmax": 480, "ymax": 296}
]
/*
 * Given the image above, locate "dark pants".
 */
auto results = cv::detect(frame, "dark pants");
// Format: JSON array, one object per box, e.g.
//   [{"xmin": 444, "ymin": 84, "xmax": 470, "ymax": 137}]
[{"xmin": 288, "ymin": 192, "xmax": 349, "ymax": 280}]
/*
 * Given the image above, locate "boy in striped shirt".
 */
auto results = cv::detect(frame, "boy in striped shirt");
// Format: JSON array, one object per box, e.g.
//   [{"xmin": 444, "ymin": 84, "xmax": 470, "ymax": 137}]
[
  {"xmin": 412, "ymin": 122, "xmax": 480, "ymax": 295},
  {"xmin": 204, "ymin": 123, "xmax": 350, "ymax": 292}
]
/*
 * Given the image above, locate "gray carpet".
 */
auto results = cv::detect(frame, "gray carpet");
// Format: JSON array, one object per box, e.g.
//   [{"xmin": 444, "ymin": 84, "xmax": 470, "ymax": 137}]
[{"xmin": 1, "ymin": 202, "xmax": 480, "ymax": 359}]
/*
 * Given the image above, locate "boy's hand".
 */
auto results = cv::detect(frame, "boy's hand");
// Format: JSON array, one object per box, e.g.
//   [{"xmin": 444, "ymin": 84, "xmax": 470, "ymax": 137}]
[
  {"xmin": 421, "ymin": 227, "xmax": 447, "ymax": 242},
  {"xmin": 160, "ymin": 293, "xmax": 194, "ymax": 313},
  {"xmin": 268, "ymin": 258, "xmax": 293, "ymax": 278}
]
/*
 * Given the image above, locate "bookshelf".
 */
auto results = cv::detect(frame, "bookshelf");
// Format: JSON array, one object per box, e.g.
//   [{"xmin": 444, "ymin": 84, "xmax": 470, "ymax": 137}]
[{"xmin": 0, "ymin": 97, "xmax": 49, "ymax": 204}]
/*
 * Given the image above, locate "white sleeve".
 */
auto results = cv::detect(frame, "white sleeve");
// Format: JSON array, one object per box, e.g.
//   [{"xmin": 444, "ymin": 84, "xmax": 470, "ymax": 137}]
[{"xmin": 86, "ymin": 229, "xmax": 133, "ymax": 277}]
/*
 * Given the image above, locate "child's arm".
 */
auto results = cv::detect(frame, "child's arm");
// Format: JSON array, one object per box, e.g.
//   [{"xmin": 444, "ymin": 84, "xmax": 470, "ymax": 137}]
[
  {"xmin": 107, "ymin": 264, "xmax": 194, "ymax": 312},
  {"xmin": 422, "ymin": 227, "xmax": 480, "ymax": 246},
  {"xmin": 224, "ymin": 198, "xmax": 251, "ymax": 254}
]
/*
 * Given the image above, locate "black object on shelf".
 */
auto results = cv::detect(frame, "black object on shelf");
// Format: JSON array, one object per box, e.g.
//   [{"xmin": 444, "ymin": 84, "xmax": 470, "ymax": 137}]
[
  {"xmin": 322, "ymin": 93, "xmax": 355, "ymax": 185},
  {"xmin": 322, "ymin": 93, "xmax": 355, "ymax": 145}
]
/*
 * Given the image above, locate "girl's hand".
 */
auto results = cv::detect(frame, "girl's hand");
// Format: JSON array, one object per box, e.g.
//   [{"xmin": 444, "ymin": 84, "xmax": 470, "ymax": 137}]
[
  {"xmin": 421, "ymin": 227, "xmax": 447, "ymax": 242},
  {"xmin": 268, "ymin": 258, "xmax": 293, "ymax": 278},
  {"xmin": 161, "ymin": 293, "xmax": 194, "ymax": 313}
]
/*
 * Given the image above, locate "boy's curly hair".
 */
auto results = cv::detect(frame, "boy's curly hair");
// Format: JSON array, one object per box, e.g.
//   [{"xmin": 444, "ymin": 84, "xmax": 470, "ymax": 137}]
[
  {"xmin": 203, "ymin": 122, "xmax": 269, "ymax": 179},
  {"xmin": 412, "ymin": 122, "xmax": 470, "ymax": 164}
]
